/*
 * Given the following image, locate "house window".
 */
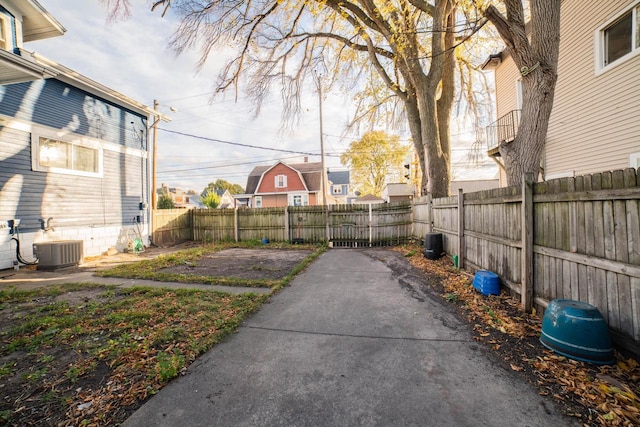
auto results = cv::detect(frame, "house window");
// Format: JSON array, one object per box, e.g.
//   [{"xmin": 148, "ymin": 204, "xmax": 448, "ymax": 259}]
[
  {"xmin": 0, "ymin": 14, "xmax": 10, "ymax": 51},
  {"xmin": 332, "ymin": 185, "xmax": 342, "ymax": 194},
  {"xmin": 0, "ymin": 18, "xmax": 6, "ymax": 50},
  {"xmin": 631, "ymin": 152, "xmax": 640, "ymax": 168},
  {"xmin": 289, "ymin": 194, "xmax": 308, "ymax": 206},
  {"xmin": 596, "ymin": 2, "xmax": 640, "ymax": 73},
  {"xmin": 32, "ymin": 129, "xmax": 103, "ymax": 177},
  {"xmin": 275, "ymin": 175, "xmax": 287, "ymax": 188},
  {"xmin": 515, "ymin": 78, "xmax": 523, "ymax": 110},
  {"xmin": 254, "ymin": 196, "xmax": 262, "ymax": 208}
]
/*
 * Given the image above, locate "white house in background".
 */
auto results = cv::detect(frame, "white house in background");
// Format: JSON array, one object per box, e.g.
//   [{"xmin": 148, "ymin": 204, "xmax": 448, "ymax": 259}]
[
  {"xmin": 483, "ymin": 0, "xmax": 640, "ymax": 185},
  {"xmin": 381, "ymin": 183, "xmax": 414, "ymax": 203}
]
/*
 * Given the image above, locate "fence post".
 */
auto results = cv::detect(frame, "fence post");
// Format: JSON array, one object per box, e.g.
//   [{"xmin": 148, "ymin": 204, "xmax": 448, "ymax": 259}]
[
  {"xmin": 234, "ymin": 208, "xmax": 239, "ymax": 242},
  {"xmin": 325, "ymin": 204, "xmax": 331, "ymax": 244},
  {"xmin": 457, "ymin": 188, "xmax": 464, "ymax": 269},
  {"xmin": 369, "ymin": 203, "xmax": 373, "ymax": 247},
  {"xmin": 284, "ymin": 206, "xmax": 290, "ymax": 242},
  {"xmin": 427, "ymin": 193, "xmax": 433, "ymax": 233},
  {"xmin": 521, "ymin": 172, "xmax": 534, "ymax": 312}
]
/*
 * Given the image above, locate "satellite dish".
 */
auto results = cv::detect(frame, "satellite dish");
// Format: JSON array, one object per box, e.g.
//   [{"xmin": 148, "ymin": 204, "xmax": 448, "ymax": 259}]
[{"xmin": 355, "ymin": 191, "xmax": 361, "ymax": 196}]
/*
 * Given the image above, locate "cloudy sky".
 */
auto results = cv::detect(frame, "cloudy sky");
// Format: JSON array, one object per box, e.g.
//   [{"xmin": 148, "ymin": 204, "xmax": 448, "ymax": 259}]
[{"xmin": 32, "ymin": 0, "xmax": 496, "ymax": 193}]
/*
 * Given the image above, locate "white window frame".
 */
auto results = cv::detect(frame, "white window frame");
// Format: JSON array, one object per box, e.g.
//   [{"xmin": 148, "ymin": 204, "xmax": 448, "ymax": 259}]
[
  {"xmin": 275, "ymin": 174, "xmax": 287, "ymax": 188},
  {"xmin": 254, "ymin": 196, "xmax": 262, "ymax": 208},
  {"xmin": 0, "ymin": 14, "xmax": 10, "ymax": 51},
  {"xmin": 288, "ymin": 193, "xmax": 309, "ymax": 207},
  {"xmin": 332, "ymin": 185, "xmax": 342, "ymax": 194},
  {"xmin": 595, "ymin": 1, "xmax": 640, "ymax": 75},
  {"xmin": 515, "ymin": 78, "xmax": 524, "ymax": 110},
  {"xmin": 31, "ymin": 127, "xmax": 103, "ymax": 178},
  {"xmin": 630, "ymin": 152, "xmax": 640, "ymax": 168}
]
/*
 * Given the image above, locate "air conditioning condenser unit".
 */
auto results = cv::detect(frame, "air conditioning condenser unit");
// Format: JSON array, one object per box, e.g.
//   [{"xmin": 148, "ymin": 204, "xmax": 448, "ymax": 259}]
[{"xmin": 33, "ymin": 240, "xmax": 83, "ymax": 270}]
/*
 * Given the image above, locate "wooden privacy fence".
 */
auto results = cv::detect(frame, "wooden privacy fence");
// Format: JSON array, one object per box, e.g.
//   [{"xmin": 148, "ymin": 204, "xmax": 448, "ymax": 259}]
[
  {"xmin": 152, "ymin": 209, "xmax": 192, "ymax": 246},
  {"xmin": 414, "ymin": 168, "xmax": 640, "ymax": 354},
  {"xmin": 152, "ymin": 203, "xmax": 412, "ymax": 247}
]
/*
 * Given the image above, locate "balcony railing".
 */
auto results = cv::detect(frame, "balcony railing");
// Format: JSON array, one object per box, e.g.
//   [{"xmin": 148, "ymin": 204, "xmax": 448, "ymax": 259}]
[{"xmin": 486, "ymin": 110, "xmax": 521, "ymax": 154}]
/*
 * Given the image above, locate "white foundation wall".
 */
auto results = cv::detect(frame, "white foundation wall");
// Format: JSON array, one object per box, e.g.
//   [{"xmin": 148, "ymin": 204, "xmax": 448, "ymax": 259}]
[{"xmin": 0, "ymin": 224, "xmax": 149, "ymax": 270}]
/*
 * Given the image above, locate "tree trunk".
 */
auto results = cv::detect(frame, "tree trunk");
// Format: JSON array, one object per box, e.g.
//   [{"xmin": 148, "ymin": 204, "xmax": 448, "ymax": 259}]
[
  {"xmin": 404, "ymin": 93, "xmax": 429, "ymax": 196},
  {"xmin": 486, "ymin": 0, "xmax": 561, "ymax": 187},
  {"xmin": 502, "ymin": 67, "xmax": 557, "ymax": 185}
]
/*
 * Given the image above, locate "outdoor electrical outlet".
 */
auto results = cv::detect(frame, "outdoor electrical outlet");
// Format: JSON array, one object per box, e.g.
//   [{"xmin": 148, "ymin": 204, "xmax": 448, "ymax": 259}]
[
  {"xmin": 8, "ymin": 219, "xmax": 20, "ymax": 234},
  {"xmin": 0, "ymin": 220, "xmax": 8, "ymax": 230}
]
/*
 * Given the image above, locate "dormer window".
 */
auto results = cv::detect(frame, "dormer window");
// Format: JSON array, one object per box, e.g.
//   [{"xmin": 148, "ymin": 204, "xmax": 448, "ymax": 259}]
[{"xmin": 275, "ymin": 174, "xmax": 287, "ymax": 188}]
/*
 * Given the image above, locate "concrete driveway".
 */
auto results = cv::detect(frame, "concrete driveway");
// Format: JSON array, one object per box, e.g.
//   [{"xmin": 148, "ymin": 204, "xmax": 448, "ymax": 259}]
[{"xmin": 124, "ymin": 249, "xmax": 573, "ymax": 427}]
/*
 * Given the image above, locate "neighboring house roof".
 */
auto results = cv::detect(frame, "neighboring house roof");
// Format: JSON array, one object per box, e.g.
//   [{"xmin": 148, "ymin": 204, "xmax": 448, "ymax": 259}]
[
  {"xmin": 384, "ymin": 183, "xmax": 414, "ymax": 197},
  {"xmin": 245, "ymin": 161, "xmax": 322, "ymax": 194},
  {"xmin": 328, "ymin": 170, "xmax": 350, "ymax": 186},
  {"xmin": 354, "ymin": 194, "xmax": 385, "ymax": 203}
]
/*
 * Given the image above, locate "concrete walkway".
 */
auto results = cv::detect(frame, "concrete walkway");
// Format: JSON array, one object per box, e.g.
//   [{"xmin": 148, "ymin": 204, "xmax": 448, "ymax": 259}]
[{"xmin": 124, "ymin": 249, "xmax": 574, "ymax": 427}]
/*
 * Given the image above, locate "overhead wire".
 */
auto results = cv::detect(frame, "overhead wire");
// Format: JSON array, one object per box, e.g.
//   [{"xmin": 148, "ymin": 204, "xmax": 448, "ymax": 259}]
[{"xmin": 158, "ymin": 127, "xmax": 340, "ymax": 157}]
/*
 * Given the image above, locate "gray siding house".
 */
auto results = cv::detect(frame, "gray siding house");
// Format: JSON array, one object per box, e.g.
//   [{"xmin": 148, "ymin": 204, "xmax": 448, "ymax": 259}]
[{"xmin": 0, "ymin": 0, "xmax": 160, "ymax": 269}]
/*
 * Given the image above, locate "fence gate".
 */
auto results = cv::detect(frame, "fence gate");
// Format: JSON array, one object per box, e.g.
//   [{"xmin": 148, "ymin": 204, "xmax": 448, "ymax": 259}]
[{"xmin": 328, "ymin": 203, "xmax": 412, "ymax": 248}]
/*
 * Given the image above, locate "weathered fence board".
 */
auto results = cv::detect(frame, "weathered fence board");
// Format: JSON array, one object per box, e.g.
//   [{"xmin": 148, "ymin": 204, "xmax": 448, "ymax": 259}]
[
  {"xmin": 288, "ymin": 206, "xmax": 327, "ymax": 243},
  {"xmin": 192, "ymin": 209, "xmax": 236, "ymax": 242},
  {"xmin": 152, "ymin": 209, "xmax": 192, "ymax": 246},
  {"xmin": 442, "ymin": 168, "xmax": 640, "ymax": 354},
  {"xmin": 238, "ymin": 207, "xmax": 287, "ymax": 242}
]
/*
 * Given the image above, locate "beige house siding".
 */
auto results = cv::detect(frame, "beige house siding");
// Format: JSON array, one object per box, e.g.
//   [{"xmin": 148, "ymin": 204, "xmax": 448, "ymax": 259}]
[
  {"xmin": 493, "ymin": 51, "xmax": 521, "ymax": 119},
  {"xmin": 545, "ymin": 0, "xmax": 640, "ymax": 178},
  {"xmin": 491, "ymin": 0, "xmax": 640, "ymax": 180}
]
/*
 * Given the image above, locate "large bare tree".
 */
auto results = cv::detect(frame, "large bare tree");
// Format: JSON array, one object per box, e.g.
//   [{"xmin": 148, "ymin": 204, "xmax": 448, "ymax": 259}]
[
  {"xmin": 484, "ymin": 0, "xmax": 561, "ymax": 185},
  {"xmin": 107, "ymin": 0, "xmax": 487, "ymax": 197}
]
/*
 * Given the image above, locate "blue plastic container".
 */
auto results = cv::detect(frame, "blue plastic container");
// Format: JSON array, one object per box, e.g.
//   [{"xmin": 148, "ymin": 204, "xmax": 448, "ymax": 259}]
[
  {"xmin": 472, "ymin": 270, "xmax": 500, "ymax": 296},
  {"xmin": 540, "ymin": 299, "xmax": 614, "ymax": 365}
]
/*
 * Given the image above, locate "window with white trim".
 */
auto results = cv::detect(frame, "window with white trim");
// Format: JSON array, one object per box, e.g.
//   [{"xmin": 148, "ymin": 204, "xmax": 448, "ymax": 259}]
[
  {"xmin": 0, "ymin": 15, "xmax": 9, "ymax": 50},
  {"xmin": 275, "ymin": 174, "xmax": 287, "ymax": 188},
  {"xmin": 32, "ymin": 130, "xmax": 103, "ymax": 177},
  {"xmin": 332, "ymin": 185, "xmax": 342, "ymax": 194},
  {"xmin": 254, "ymin": 196, "xmax": 262, "ymax": 208},
  {"xmin": 631, "ymin": 152, "xmax": 640, "ymax": 168},
  {"xmin": 515, "ymin": 78, "xmax": 523, "ymax": 110},
  {"xmin": 596, "ymin": 2, "xmax": 640, "ymax": 73},
  {"xmin": 288, "ymin": 194, "xmax": 308, "ymax": 206}
]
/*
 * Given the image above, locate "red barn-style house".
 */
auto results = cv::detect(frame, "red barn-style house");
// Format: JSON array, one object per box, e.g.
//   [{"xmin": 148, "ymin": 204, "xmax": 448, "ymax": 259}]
[{"xmin": 244, "ymin": 161, "xmax": 324, "ymax": 207}]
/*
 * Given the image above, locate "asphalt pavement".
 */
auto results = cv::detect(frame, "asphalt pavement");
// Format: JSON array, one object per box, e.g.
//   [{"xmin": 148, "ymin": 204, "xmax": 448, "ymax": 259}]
[{"xmin": 124, "ymin": 249, "xmax": 574, "ymax": 427}]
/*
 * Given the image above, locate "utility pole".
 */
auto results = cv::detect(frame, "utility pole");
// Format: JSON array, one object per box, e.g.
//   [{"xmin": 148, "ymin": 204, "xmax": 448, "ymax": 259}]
[
  {"xmin": 314, "ymin": 71, "xmax": 327, "ymax": 206},
  {"xmin": 151, "ymin": 99, "xmax": 159, "ymax": 209}
]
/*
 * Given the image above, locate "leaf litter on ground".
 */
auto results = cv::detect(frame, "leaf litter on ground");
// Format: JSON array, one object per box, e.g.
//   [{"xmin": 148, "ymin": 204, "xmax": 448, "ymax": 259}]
[{"xmin": 395, "ymin": 243, "xmax": 640, "ymax": 427}]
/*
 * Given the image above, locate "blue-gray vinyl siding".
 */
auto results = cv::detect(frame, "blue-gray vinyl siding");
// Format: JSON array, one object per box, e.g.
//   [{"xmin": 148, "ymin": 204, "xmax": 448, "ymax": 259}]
[{"xmin": 0, "ymin": 78, "xmax": 149, "ymax": 232}]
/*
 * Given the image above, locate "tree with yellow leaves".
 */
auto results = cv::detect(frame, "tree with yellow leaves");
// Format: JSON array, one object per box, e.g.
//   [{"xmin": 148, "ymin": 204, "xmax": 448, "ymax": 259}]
[{"xmin": 340, "ymin": 131, "xmax": 410, "ymax": 197}]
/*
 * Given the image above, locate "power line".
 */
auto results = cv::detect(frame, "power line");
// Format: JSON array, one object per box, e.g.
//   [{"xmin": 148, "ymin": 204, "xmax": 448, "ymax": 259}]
[
  {"xmin": 158, "ymin": 127, "xmax": 340, "ymax": 157},
  {"xmin": 158, "ymin": 154, "xmax": 302, "ymax": 173}
]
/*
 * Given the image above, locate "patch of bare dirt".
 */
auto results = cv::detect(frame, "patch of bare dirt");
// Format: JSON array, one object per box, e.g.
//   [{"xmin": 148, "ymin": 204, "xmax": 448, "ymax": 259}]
[{"xmin": 160, "ymin": 248, "xmax": 314, "ymax": 280}]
